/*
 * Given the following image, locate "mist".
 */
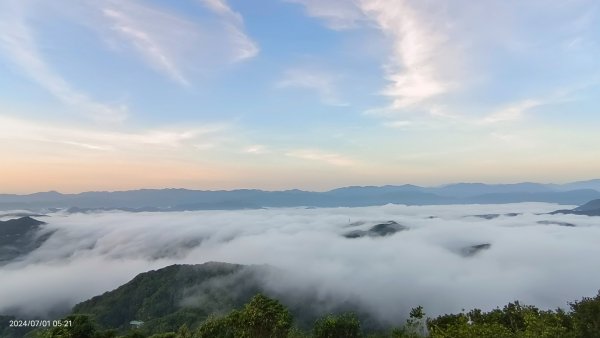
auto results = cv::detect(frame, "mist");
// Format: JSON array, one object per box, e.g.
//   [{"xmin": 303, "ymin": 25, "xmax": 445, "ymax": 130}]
[{"xmin": 1, "ymin": 203, "xmax": 600, "ymax": 325}]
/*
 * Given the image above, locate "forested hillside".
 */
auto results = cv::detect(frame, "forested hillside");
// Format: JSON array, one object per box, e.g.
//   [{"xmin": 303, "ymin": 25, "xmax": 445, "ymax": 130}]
[
  {"xmin": 22, "ymin": 291, "xmax": 600, "ymax": 338},
  {"xmin": 4, "ymin": 262, "xmax": 598, "ymax": 338}
]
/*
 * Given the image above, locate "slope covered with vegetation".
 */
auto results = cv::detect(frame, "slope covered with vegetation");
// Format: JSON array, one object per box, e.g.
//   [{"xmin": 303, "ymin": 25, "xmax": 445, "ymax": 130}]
[
  {"xmin": 27, "ymin": 291, "xmax": 600, "ymax": 338},
  {"xmin": 8, "ymin": 262, "xmax": 599, "ymax": 338},
  {"xmin": 71, "ymin": 263, "xmax": 265, "ymax": 333}
]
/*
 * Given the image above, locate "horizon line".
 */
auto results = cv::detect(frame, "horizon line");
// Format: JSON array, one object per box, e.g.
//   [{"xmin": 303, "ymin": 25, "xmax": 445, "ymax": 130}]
[{"xmin": 3, "ymin": 178, "xmax": 599, "ymax": 196}]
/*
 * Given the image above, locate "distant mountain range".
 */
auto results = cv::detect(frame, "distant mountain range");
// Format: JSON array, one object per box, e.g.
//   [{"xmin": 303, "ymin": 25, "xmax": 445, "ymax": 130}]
[{"xmin": 2, "ymin": 179, "xmax": 600, "ymax": 211}]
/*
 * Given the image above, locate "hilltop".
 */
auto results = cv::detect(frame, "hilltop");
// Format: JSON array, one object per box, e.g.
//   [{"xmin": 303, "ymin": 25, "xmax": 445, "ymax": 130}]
[
  {"xmin": 552, "ymin": 199, "xmax": 600, "ymax": 216},
  {"xmin": 0, "ymin": 217, "xmax": 53, "ymax": 264}
]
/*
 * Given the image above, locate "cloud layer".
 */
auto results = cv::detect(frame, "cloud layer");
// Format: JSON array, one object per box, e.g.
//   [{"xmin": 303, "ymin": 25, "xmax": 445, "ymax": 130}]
[{"xmin": 1, "ymin": 203, "xmax": 600, "ymax": 325}]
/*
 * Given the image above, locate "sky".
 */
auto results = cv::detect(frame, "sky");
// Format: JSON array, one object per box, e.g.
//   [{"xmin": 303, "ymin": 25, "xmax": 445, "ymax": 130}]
[
  {"xmin": 2, "ymin": 203, "xmax": 600, "ymax": 322},
  {"xmin": 1, "ymin": 0, "xmax": 600, "ymax": 193}
]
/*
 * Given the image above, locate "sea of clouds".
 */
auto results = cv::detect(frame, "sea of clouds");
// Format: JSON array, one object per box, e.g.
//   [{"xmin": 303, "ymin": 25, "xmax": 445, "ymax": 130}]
[{"xmin": 1, "ymin": 203, "xmax": 600, "ymax": 324}]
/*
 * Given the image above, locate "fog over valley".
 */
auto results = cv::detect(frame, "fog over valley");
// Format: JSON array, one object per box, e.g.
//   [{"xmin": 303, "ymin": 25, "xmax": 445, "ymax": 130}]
[{"xmin": 2, "ymin": 203, "xmax": 600, "ymax": 326}]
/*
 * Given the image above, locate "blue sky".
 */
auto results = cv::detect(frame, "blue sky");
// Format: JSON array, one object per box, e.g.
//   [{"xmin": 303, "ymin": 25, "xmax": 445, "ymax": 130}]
[{"xmin": 0, "ymin": 0, "xmax": 599, "ymax": 193}]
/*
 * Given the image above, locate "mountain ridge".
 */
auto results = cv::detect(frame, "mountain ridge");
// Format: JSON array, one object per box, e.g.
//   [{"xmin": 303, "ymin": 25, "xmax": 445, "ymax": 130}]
[
  {"xmin": 2, "ymin": 181, "xmax": 600, "ymax": 211},
  {"xmin": 551, "ymin": 198, "xmax": 600, "ymax": 216},
  {"xmin": 69, "ymin": 262, "xmax": 379, "ymax": 335},
  {"xmin": 0, "ymin": 217, "xmax": 53, "ymax": 264}
]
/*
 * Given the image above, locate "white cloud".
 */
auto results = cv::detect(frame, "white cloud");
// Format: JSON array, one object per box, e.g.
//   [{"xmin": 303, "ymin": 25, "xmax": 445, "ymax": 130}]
[
  {"xmin": 101, "ymin": 6, "xmax": 190, "ymax": 86},
  {"xmin": 197, "ymin": 0, "xmax": 259, "ymax": 61},
  {"xmin": 479, "ymin": 81, "xmax": 595, "ymax": 125},
  {"xmin": 244, "ymin": 144, "xmax": 268, "ymax": 154},
  {"xmin": 481, "ymin": 99, "xmax": 542, "ymax": 124},
  {"xmin": 0, "ymin": 115, "xmax": 229, "ymax": 154},
  {"xmin": 2, "ymin": 203, "xmax": 600, "ymax": 322},
  {"xmin": 96, "ymin": 0, "xmax": 258, "ymax": 84},
  {"xmin": 286, "ymin": 149, "xmax": 355, "ymax": 166},
  {"xmin": 290, "ymin": 0, "xmax": 600, "ymax": 128},
  {"xmin": 286, "ymin": 0, "xmax": 365, "ymax": 30},
  {"xmin": 0, "ymin": 0, "xmax": 259, "ymax": 105},
  {"xmin": 278, "ymin": 68, "xmax": 348, "ymax": 106},
  {"xmin": 359, "ymin": 0, "xmax": 451, "ymax": 109},
  {"xmin": 288, "ymin": 0, "xmax": 456, "ymax": 111},
  {"xmin": 199, "ymin": 0, "xmax": 243, "ymax": 24}
]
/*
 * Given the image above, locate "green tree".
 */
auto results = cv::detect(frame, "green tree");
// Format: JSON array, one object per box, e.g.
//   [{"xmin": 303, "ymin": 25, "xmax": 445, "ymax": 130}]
[
  {"xmin": 570, "ymin": 290, "xmax": 600, "ymax": 338},
  {"xmin": 521, "ymin": 309, "xmax": 574, "ymax": 338},
  {"xmin": 313, "ymin": 313, "xmax": 361, "ymax": 338},
  {"xmin": 236, "ymin": 294, "xmax": 292, "ymax": 338},
  {"xmin": 195, "ymin": 294, "xmax": 292, "ymax": 338},
  {"xmin": 391, "ymin": 306, "xmax": 427, "ymax": 338},
  {"xmin": 95, "ymin": 330, "xmax": 117, "ymax": 338},
  {"xmin": 37, "ymin": 314, "xmax": 98, "ymax": 338},
  {"xmin": 176, "ymin": 324, "xmax": 191, "ymax": 338},
  {"xmin": 195, "ymin": 314, "xmax": 236, "ymax": 338},
  {"xmin": 428, "ymin": 314, "xmax": 514, "ymax": 338},
  {"xmin": 148, "ymin": 333, "xmax": 177, "ymax": 338},
  {"xmin": 286, "ymin": 327, "xmax": 310, "ymax": 338},
  {"xmin": 121, "ymin": 330, "xmax": 146, "ymax": 338}
]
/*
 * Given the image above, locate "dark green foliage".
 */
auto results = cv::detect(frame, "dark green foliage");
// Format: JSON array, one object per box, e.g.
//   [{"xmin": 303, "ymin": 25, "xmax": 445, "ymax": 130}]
[
  {"xmin": 72, "ymin": 263, "xmax": 263, "ymax": 333},
  {"xmin": 94, "ymin": 330, "xmax": 117, "ymax": 338},
  {"xmin": 138, "ymin": 310, "xmax": 207, "ymax": 336},
  {"xmin": 194, "ymin": 315, "xmax": 236, "ymax": 338},
  {"xmin": 195, "ymin": 294, "xmax": 292, "ymax": 338},
  {"xmin": 14, "ymin": 276, "xmax": 600, "ymax": 338},
  {"xmin": 121, "ymin": 330, "xmax": 146, "ymax": 338},
  {"xmin": 148, "ymin": 333, "xmax": 176, "ymax": 338},
  {"xmin": 286, "ymin": 327, "xmax": 311, "ymax": 338},
  {"xmin": 570, "ymin": 291, "xmax": 600, "ymax": 338},
  {"xmin": 236, "ymin": 294, "xmax": 292, "ymax": 337},
  {"xmin": 313, "ymin": 312, "xmax": 361, "ymax": 338},
  {"xmin": 36, "ymin": 314, "xmax": 98, "ymax": 338},
  {"xmin": 426, "ymin": 294, "xmax": 600, "ymax": 338},
  {"xmin": 176, "ymin": 325, "xmax": 192, "ymax": 338},
  {"xmin": 520, "ymin": 309, "xmax": 575, "ymax": 338},
  {"xmin": 0, "ymin": 315, "xmax": 36, "ymax": 338}
]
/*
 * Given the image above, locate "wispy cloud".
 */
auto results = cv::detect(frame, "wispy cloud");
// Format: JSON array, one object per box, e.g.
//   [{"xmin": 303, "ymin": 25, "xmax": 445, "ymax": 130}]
[
  {"xmin": 0, "ymin": 0, "xmax": 259, "ymax": 106},
  {"xmin": 101, "ymin": 6, "xmax": 190, "ymax": 86},
  {"xmin": 360, "ymin": 0, "xmax": 451, "ymax": 109},
  {"xmin": 199, "ymin": 0, "xmax": 243, "ymax": 24},
  {"xmin": 286, "ymin": 149, "xmax": 355, "ymax": 166},
  {"xmin": 481, "ymin": 99, "xmax": 543, "ymax": 124},
  {"xmin": 0, "ymin": 115, "xmax": 229, "ymax": 154},
  {"xmin": 479, "ymin": 84, "xmax": 590, "ymax": 124},
  {"xmin": 0, "ymin": 1, "xmax": 128, "ymax": 122},
  {"xmin": 286, "ymin": 0, "xmax": 365, "ymax": 30},
  {"xmin": 244, "ymin": 144, "xmax": 269, "ymax": 154},
  {"xmin": 277, "ymin": 67, "xmax": 348, "ymax": 106},
  {"xmin": 97, "ymin": 0, "xmax": 258, "ymax": 84},
  {"xmin": 288, "ymin": 0, "xmax": 455, "ymax": 111},
  {"xmin": 197, "ymin": 0, "xmax": 259, "ymax": 61},
  {"xmin": 289, "ymin": 0, "xmax": 600, "ymax": 129}
]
